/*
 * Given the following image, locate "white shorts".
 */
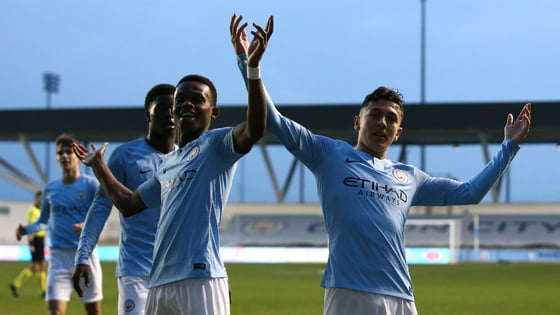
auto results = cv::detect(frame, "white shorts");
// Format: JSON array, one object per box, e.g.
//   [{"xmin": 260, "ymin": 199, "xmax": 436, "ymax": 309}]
[
  {"xmin": 47, "ymin": 248, "xmax": 103, "ymax": 303},
  {"xmin": 324, "ymin": 287, "xmax": 418, "ymax": 315},
  {"xmin": 145, "ymin": 277, "xmax": 230, "ymax": 315},
  {"xmin": 118, "ymin": 276, "xmax": 149, "ymax": 315}
]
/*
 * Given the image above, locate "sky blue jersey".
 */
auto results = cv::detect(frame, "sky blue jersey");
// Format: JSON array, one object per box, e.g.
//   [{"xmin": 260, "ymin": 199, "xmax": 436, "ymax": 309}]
[
  {"xmin": 237, "ymin": 54, "xmax": 519, "ymax": 301},
  {"xmin": 138, "ymin": 128, "xmax": 242, "ymax": 288},
  {"xmin": 76, "ymin": 138, "xmax": 175, "ymax": 278},
  {"xmin": 26, "ymin": 175, "xmax": 99, "ymax": 249}
]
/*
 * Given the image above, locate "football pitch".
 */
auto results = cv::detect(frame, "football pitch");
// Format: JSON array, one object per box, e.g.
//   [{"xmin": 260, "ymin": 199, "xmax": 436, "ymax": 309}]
[{"xmin": 1, "ymin": 261, "xmax": 559, "ymax": 314}]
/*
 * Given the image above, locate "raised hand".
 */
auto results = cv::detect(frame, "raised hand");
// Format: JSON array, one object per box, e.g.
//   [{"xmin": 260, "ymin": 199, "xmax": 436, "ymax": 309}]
[
  {"xmin": 230, "ymin": 13, "xmax": 249, "ymax": 55},
  {"xmin": 247, "ymin": 16, "xmax": 273, "ymax": 67},
  {"xmin": 230, "ymin": 13, "xmax": 274, "ymax": 67},
  {"xmin": 505, "ymin": 103, "xmax": 531, "ymax": 144},
  {"xmin": 72, "ymin": 142, "xmax": 109, "ymax": 167}
]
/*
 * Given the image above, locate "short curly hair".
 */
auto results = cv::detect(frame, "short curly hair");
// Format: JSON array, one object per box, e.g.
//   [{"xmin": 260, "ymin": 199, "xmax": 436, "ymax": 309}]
[
  {"xmin": 144, "ymin": 84, "xmax": 175, "ymax": 110},
  {"xmin": 176, "ymin": 74, "xmax": 218, "ymax": 107},
  {"xmin": 360, "ymin": 86, "xmax": 405, "ymax": 122}
]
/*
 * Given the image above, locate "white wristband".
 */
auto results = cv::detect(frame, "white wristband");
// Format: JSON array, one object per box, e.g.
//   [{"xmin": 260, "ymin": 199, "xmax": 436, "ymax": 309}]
[{"xmin": 247, "ymin": 67, "xmax": 261, "ymax": 80}]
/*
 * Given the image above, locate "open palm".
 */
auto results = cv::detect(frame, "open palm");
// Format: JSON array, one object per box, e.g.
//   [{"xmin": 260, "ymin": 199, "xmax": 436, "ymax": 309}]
[
  {"xmin": 504, "ymin": 103, "xmax": 531, "ymax": 144},
  {"xmin": 72, "ymin": 142, "xmax": 108, "ymax": 167}
]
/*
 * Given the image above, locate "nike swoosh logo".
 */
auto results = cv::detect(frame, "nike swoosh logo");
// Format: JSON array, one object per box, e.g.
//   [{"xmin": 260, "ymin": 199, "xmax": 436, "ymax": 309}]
[
  {"xmin": 345, "ymin": 158, "xmax": 363, "ymax": 163},
  {"xmin": 139, "ymin": 169, "xmax": 152, "ymax": 174}
]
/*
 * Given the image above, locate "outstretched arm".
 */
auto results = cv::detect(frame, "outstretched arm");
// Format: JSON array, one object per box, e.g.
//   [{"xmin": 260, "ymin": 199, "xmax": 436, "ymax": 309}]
[
  {"xmin": 72, "ymin": 142, "xmax": 146, "ymax": 216},
  {"xmin": 17, "ymin": 197, "xmax": 49, "ymax": 240},
  {"xmin": 414, "ymin": 103, "xmax": 532, "ymax": 206},
  {"xmin": 231, "ymin": 14, "xmax": 272, "ymax": 154}
]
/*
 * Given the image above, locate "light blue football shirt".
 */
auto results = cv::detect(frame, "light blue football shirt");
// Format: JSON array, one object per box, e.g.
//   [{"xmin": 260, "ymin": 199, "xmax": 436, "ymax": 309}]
[
  {"xmin": 26, "ymin": 175, "xmax": 99, "ymax": 249},
  {"xmin": 138, "ymin": 127, "xmax": 242, "ymax": 288},
  {"xmin": 76, "ymin": 138, "xmax": 174, "ymax": 277},
  {"xmin": 271, "ymin": 103, "xmax": 518, "ymax": 301},
  {"xmin": 236, "ymin": 53, "xmax": 519, "ymax": 301}
]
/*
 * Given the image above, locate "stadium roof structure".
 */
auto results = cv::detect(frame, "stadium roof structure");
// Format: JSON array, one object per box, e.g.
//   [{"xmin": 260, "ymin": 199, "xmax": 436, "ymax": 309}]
[
  {"xmin": 0, "ymin": 101, "xmax": 558, "ymax": 203},
  {"xmin": 0, "ymin": 101, "xmax": 557, "ymax": 145}
]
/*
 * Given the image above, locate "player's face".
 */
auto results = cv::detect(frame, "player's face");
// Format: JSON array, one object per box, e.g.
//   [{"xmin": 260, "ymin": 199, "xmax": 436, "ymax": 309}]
[
  {"xmin": 148, "ymin": 93, "xmax": 175, "ymax": 137},
  {"xmin": 354, "ymin": 100, "xmax": 403, "ymax": 159},
  {"xmin": 173, "ymin": 80, "xmax": 217, "ymax": 140},
  {"xmin": 56, "ymin": 143, "xmax": 80, "ymax": 172}
]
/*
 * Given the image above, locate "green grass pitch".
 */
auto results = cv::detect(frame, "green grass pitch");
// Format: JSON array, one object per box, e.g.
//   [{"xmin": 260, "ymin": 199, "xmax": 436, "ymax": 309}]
[{"xmin": 1, "ymin": 262, "xmax": 559, "ymax": 314}]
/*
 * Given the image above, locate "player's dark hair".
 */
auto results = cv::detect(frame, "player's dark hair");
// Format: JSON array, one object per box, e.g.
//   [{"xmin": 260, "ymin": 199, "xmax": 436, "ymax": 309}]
[
  {"xmin": 176, "ymin": 74, "xmax": 218, "ymax": 107},
  {"xmin": 55, "ymin": 133, "xmax": 77, "ymax": 148},
  {"xmin": 144, "ymin": 84, "xmax": 175, "ymax": 110},
  {"xmin": 361, "ymin": 86, "xmax": 405, "ymax": 121}
]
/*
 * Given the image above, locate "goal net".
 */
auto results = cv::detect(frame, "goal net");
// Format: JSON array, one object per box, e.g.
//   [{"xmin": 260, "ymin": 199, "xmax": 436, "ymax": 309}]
[{"xmin": 405, "ymin": 218, "xmax": 463, "ymax": 264}]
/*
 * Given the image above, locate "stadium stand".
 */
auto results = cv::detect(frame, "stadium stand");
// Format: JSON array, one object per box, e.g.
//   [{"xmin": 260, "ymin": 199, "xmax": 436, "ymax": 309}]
[{"xmin": 3, "ymin": 202, "xmax": 560, "ymax": 249}]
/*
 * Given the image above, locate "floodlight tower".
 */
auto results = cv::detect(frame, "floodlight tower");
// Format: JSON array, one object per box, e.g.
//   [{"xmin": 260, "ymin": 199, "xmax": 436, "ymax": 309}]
[
  {"xmin": 420, "ymin": 0, "xmax": 430, "ymax": 213},
  {"xmin": 418, "ymin": 0, "xmax": 427, "ymax": 172},
  {"xmin": 43, "ymin": 72, "xmax": 60, "ymax": 181},
  {"xmin": 420, "ymin": 0, "xmax": 427, "ymax": 105}
]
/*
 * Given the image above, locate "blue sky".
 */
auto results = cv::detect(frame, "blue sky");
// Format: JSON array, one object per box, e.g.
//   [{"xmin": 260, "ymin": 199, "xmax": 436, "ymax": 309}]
[{"xmin": 0, "ymin": 1, "xmax": 559, "ymax": 202}]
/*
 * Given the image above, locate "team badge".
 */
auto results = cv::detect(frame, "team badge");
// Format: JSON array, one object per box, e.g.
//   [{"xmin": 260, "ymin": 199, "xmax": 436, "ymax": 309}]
[
  {"xmin": 124, "ymin": 299, "xmax": 135, "ymax": 312},
  {"xmin": 392, "ymin": 169, "xmax": 408, "ymax": 183},
  {"xmin": 76, "ymin": 191, "xmax": 87, "ymax": 201},
  {"xmin": 186, "ymin": 146, "xmax": 200, "ymax": 162}
]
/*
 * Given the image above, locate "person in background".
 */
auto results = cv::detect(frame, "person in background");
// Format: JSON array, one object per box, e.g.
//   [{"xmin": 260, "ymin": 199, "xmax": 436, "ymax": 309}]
[
  {"xmin": 16, "ymin": 133, "xmax": 103, "ymax": 315},
  {"xmin": 71, "ymin": 14, "xmax": 272, "ymax": 315},
  {"xmin": 10, "ymin": 190, "xmax": 47, "ymax": 298},
  {"xmin": 230, "ymin": 14, "xmax": 531, "ymax": 315},
  {"xmin": 73, "ymin": 83, "xmax": 176, "ymax": 315}
]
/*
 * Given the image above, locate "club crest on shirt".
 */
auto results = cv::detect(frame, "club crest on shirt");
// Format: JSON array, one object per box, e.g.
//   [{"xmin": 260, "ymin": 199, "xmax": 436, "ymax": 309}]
[
  {"xmin": 186, "ymin": 146, "xmax": 200, "ymax": 162},
  {"xmin": 75, "ymin": 191, "xmax": 87, "ymax": 201},
  {"xmin": 124, "ymin": 299, "xmax": 135, "ymax": 312},
  {"xmin": 392, "ymin": 169, "xmax": 408, "ymax": 183}
]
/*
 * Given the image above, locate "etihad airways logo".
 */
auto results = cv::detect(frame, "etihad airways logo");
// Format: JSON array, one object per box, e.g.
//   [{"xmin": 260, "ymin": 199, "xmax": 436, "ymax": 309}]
[{"xmin": 343, "ymin": 176, "xmax": 408, "ymax": 205}]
